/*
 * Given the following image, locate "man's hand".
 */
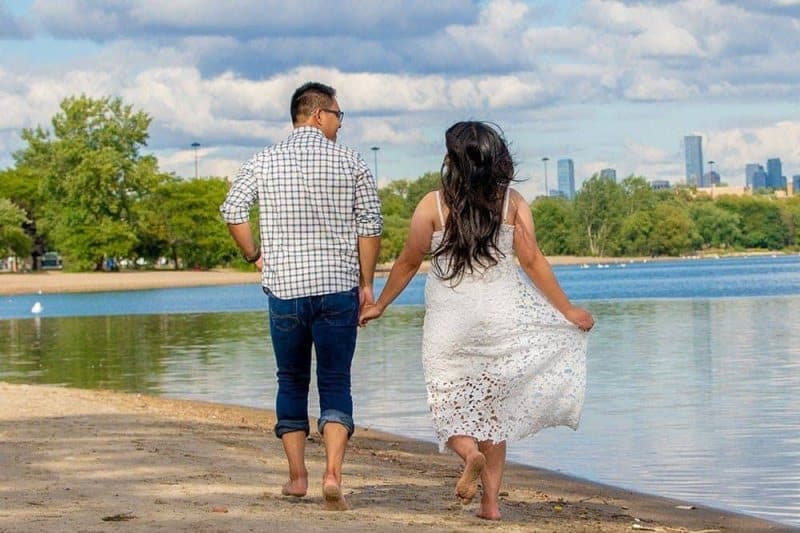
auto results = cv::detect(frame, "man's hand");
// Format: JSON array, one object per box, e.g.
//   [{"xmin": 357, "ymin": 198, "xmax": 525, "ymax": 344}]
[
  {"xmin": 254, "ymin": 256, "xmax": 263, "ymax": 272},
  {"xmin": 359, "ymin": 285, "xmax": 374, "ymax": 308}
]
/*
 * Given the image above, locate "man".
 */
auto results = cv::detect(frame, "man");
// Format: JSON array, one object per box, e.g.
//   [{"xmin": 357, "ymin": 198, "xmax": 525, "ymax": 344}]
[{"xmin": 220, "ymin": 82, "xmax": 382, "ymax": 510}]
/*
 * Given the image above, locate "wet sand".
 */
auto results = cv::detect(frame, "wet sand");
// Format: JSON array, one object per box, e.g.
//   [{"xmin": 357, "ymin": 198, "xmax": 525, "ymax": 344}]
[{"xmin": 0, "ymin": 383, "xmax": 792, "ymax": 532}]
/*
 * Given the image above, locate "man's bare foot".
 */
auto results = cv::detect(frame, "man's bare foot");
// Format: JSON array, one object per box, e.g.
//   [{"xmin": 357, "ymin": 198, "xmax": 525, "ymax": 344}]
[
  {"xmin": 281, "ymin": 477, "xmax": 308, "ymax": 497},
  {"xmin": 455, "ymin": 451, "xmax": 486, "ymax": 504},
  {"xmin": 322, "ymin": 477, "xmax": 349, "ymax": 511}
]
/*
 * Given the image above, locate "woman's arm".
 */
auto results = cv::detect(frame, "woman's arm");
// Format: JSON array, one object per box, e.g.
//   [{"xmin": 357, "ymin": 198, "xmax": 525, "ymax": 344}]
[
  {"xmin": 359, "ymin": 192, "xmax": 437, "ymax": 325},
  {"xmin": 512, "ymin": 190, "xmax": 594, "ymax": 331}
]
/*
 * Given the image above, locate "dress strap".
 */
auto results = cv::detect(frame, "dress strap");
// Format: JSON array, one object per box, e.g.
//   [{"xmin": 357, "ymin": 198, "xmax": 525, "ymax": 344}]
[
  {"xmin": 502, "ymin": 187, "xmax": 512, "ymax": 221},
  {"xmin": 435, "ymin": 190, "xmax": 446, "ymax": 229}
]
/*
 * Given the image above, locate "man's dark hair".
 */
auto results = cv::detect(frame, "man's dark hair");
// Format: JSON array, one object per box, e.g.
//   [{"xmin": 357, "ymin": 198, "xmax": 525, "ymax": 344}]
[{"xmin": 291, "ymin": 82, "xmax": 336, "ymax": 124}]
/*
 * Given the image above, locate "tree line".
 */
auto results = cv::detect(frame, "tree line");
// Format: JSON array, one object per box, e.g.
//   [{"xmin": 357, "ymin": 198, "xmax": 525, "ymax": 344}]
[
  {"xmin": 378, "ymin": 172, "xmax": 800, "ymax": 260},
  {"xmin": 2, "ymin": 95, "xmax": 800, "ymax": 272},
  {"xmin": 0, "ymin": 95, "xmax": 246, "ymax": 271}
]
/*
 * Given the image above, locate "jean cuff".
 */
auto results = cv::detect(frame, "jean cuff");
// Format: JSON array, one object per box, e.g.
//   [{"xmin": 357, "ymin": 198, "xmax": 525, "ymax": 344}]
[
  {"xmin": 318, "ymin": 409, "xmax": 354, "ymax": 439},
  {"xmin": 274, "ymin": 418, "xmax": 310, "ymax": 439}
]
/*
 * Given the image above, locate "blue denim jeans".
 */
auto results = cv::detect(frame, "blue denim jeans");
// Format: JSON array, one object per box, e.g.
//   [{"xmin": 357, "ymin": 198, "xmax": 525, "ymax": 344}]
[{"xmin": 268, "ymin": 287, "xmax": 358, "ymax": 439}]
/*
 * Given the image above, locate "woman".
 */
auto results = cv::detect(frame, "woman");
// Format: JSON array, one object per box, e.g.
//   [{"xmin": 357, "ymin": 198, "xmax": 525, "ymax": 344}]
[{"xmin": 359, "ymin": 121, "xmax": 593, "ymax": 520}]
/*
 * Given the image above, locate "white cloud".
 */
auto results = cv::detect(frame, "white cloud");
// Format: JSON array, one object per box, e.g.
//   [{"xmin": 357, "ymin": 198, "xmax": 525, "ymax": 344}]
[
  {"xmin": 32, "ymin": 0, "xmax": 477, "ymax": 40},
  {"xmin": 623, "ymin": 75, "xmax": 700, "ymax": 101},
  {"xmin": 704, "ymin": 121, "xmax": 800, "ymax": 183}
]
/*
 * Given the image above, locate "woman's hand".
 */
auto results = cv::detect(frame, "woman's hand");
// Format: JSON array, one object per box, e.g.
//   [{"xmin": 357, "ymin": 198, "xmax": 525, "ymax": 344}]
[
  {"xmin": 564, "ymin": 306, "xmax": 595, "ymax": 332},
  {"xmin": 359, "ymin": 303, "xmax": 384, "ymax": 327}
]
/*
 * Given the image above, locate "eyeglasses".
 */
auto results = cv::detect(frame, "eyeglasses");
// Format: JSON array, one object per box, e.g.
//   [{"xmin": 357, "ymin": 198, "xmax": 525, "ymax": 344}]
[{"xmin": 319, "ymin": 108, "xmax": 344, "ymax": 122}]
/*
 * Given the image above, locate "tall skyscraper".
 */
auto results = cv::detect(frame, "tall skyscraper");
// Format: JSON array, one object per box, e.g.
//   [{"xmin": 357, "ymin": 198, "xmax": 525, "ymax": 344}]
[
  {"xmin": 793, "ymin": 175, "xmax": 800, "ymax": 195},
  {"xmin": 599, "ymin": 168, "xmax": 616, "ymax": 181},
  {"xmin": 746, "ymin": 164, "xmax": 767, "ymax": 189},
  {"xmin": 684, "ymin": 135, "xmax": 703, "ymax": 186},
  {"xmin": 557, "ymin": 159, "xmax": 575, "ymax": 199},
  {"xmin": 767, "ymin": 158, "xmax": 783, "ymax": 189}
]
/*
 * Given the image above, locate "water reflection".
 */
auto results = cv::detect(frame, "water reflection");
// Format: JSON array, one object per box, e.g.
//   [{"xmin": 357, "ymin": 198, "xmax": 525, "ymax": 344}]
[{"xmin": 1, "ymin": 298, "xmax": 800, "ymax": 526}]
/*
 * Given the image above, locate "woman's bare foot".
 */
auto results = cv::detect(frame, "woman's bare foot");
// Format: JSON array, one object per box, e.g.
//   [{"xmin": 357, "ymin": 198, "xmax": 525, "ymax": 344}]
[
  {"xmin": 455, "ymin": 451, "xmax": 486, "ymax": 504},
  {"xmin": 476, "ymin": 498, "xmax": 502, "ymax": 520},
  {"xmin": 322, "ymin": 476, "xmax": 349, "ymax": 511},
  {"xmin": 281, "ymin": 477, "xmax": 308, "ymax": 497}
]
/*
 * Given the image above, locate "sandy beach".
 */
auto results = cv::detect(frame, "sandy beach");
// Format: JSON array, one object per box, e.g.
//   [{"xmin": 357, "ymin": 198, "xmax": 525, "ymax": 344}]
[
  {"xmin": 0, "ymin": 270, "xmax": 262, "ymax": 296},
  {"xmin": 0, "ymin": 383, "xmax": 791, "ymax": 532}
]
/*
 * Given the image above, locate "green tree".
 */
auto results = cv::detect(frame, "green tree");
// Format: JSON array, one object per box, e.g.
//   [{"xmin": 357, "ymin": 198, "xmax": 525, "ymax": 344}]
[
  {"xmin": 573, "ymin": 175, "xmax": 625, "ymax": 256},
  {"xmin": 621, "ymin": 176, "xmax": 658, "ymax": 216},
  {"xmin": 405, "ymin": 172, "xmax": 441, "ymax": 216},
  {"xmin": 531, "ymin": 196, "xmax": 575, "ymax": 255},
  {"xmin": 0, "ymin": 166, "xmax": 46, "ymax": 263},
  {"xmin": 689, "ymin": 202, "xmax": 742, "ymax": 249},
  {"xmin": 378, "ymin": 181, "xmax": 408, "ymax": 218},
  {"xmin": 14, "ymin": 95, "xmax": 165, "ymax": 270},
  {"xmin": 378, "ymin": 215, "xmax": 411, "ymax": 264},
  {"xmin": 137, "ymin": 177, "xmax": 239, "ymax": 269},
  {"xmin": 650, "ymin": 203, "xmax": 699, "ymax": 256},
  {"xmin": 0, "ymin": 198, "xmax": 33, "ymax": 260},
  {"xmin": 716, "ymin": 195, "xmax": 789, "ymax": 249},
  {"xmin": 780, "ymin": 197, "xmax": 800, "ymax": 248},
  {"xmin": 619, "ymin": 210, "xmax": 654, "ymax": 256}
]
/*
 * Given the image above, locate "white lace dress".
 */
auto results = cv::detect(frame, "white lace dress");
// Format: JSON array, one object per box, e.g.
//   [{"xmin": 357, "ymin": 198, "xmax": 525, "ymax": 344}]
[{"xmin": 422, "ymin": 192, "xmax": 587, "ymax": 452}]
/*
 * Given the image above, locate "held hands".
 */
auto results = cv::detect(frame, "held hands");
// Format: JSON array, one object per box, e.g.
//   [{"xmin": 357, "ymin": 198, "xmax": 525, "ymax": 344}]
[
  {"xmin": 564, "ymin": 306, "xmax": 595, "ymax": 332},
  {"xmin": 358, "ymin": 303, "xmax": 384, "ymax": 327}
]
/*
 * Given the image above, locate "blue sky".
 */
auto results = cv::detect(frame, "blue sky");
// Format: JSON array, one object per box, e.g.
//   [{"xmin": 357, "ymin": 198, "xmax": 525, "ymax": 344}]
[{"xmin": 1, "ymin": 0, "xmax": 799, "ymax": 197}]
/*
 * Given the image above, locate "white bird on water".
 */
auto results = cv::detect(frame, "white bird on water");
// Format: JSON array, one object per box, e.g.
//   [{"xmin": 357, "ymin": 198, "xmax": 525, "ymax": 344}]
[{"xmin": 31, "ymin": 302, "xmax": 43, "ymax": 314}]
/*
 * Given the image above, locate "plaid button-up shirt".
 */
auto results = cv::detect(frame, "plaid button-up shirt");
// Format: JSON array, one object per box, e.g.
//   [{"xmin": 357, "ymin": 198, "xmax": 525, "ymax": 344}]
[{"xmin": 220, "ymin": 126, "xmax": 383, "ymax": 299}]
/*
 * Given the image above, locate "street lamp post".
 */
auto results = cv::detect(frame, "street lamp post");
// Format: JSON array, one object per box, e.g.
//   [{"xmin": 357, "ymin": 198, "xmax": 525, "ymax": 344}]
[
  {"xmin": 541, "ymin": 157, "xmax": 550, "ymax": 196},
  {"xmin": 708, "ymin": 160, "xmax": 715, "ymax": 186},
  {"xmin": 191, "ymin": 142, "xmax": 200, "ymax": 179},
  {"xmin": 371, "ymin": 146, "xmax": 380, "ymax": 180}
]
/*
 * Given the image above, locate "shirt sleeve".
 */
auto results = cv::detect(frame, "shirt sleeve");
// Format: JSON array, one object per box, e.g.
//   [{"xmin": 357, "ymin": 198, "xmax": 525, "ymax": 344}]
[
  {"xmin": 353, "ymin": 156, "xmax": 383, "ymax": 237},
  {"xmin": 220, "ymin": 156, "xmax": 258, "ymax": 224}
]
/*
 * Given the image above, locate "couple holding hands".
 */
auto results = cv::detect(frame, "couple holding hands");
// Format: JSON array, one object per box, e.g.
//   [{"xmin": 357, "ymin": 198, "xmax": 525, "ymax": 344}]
[{"xmin": 221, "ymin": 81, "xmax": 593, "ymax": 520}]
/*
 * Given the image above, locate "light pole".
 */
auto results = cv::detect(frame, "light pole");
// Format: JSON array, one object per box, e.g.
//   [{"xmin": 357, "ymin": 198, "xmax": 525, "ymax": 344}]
[
  {"xmin": 191, "ymin": 142, "xmax": 200, "ymax": 179},
  {"xmin": 708, "ymin": 160, "xmax": 715, "ymax": 186},
  {"xmin": 371, "ymin": 146, "xmax": 380, "ymax": 180},
  {"xmin": 541, "ymin": 157, "xmax": 550, "ymax": 196}
]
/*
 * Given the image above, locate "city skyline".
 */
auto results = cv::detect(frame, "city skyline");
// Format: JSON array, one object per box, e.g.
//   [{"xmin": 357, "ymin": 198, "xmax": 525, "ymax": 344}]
[{"xmin": 1, "ymin": 1, "xmax": 798, "ymax": 199}]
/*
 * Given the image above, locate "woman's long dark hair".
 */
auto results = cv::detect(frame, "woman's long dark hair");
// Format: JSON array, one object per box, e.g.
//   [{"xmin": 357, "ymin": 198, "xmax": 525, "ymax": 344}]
[{"xmin": 432, "ymin": 121, "xmax": 515, "ymax": 284}]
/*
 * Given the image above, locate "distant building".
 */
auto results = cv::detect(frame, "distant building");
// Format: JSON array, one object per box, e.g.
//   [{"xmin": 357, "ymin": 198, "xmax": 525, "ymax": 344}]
[
  {"xmin": 599, "ymin": 168, "xmax": 617, "ymax": 181},
  {"xmin": 703, "ymin": 170, "xmax": 721, "ymax": 186},
  {"xmin": 766, "ymin": 158, "xmax": 784, "ymax": 189},
  {"xmin": 746, "ymin": 164, "xmax": 767, "ymax": 189},
  {"xmin": 650, "ymin": 180, "xmax": 671, "ymax": 190},
  {"xmin": 556, "ymin": 159, "xmax": 575, "ymax": 199},
  {"xmin": 793, "ymin": 175, "xmax": 800, "ymax": 195},
  {"xmin": 695, "ymin": 185, "xmax": 751, "ymax": 199},
  {"xmin": 548, "ymin": 189, "xmax": 566, "ymax": 198},
  {"xmin": 684, "ymin": 135, "xmax": 704, "ymax": 186}
]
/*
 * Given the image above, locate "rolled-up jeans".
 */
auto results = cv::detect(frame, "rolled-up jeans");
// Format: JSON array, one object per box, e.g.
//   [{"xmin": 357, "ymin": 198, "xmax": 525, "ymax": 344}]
[{"xmin": 267, "ymin": 287, "xmax": 358, "ymax": 439}]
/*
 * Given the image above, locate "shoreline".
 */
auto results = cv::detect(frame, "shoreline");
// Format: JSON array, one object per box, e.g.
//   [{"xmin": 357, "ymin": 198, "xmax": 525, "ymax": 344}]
[
  {"xmin": 2, "ymin": 251, "xmax": 792, "ymax": 296},
  {"xmin": 0, "ymin": 382, "xmax": 791, "ymax": 532}
]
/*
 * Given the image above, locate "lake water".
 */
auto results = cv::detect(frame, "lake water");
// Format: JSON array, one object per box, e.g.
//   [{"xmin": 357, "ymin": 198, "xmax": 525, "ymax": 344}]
[{"xmin": 2, "ymin": 255, "xmax": 800, "ymax": 527}]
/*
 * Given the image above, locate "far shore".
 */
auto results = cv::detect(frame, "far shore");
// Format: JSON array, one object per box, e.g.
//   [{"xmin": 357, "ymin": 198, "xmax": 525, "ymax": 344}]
[
  {"xmin": 1, "ymin": 250, "xmax": 792, "ymax": 296},
  {"xmin": 0, "ymin": 382, "xmax": 791, "ymax": 532}
]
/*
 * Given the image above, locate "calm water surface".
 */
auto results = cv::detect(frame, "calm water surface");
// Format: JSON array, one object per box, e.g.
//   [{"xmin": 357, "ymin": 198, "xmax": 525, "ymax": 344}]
[{"xmin": 2, "ymin": 255, "xmax": 800, "ymax": 526}]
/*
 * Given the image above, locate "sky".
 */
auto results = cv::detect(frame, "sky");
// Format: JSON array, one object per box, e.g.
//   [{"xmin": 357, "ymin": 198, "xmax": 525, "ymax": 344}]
[{"xmin": 1, "ymin": 0, "xmax": 799, "ymax": 198}]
